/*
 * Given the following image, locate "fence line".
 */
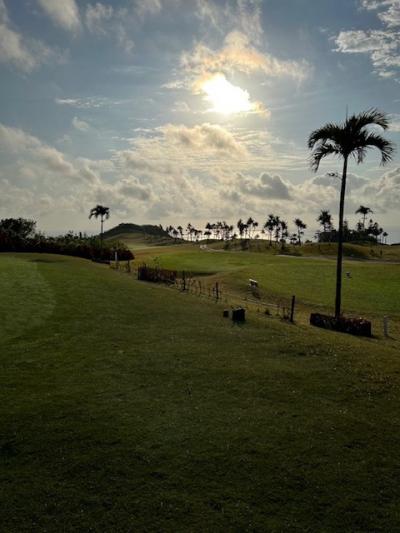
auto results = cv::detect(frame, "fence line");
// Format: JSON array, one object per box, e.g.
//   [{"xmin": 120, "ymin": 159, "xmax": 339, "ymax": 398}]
[{"xmin": 110, "ymin": 261, "xmax": 296, "ymax": 322}]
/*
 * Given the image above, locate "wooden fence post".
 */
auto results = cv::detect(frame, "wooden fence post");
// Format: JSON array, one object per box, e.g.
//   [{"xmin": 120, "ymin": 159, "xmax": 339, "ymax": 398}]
[
  {"xmin": 383, "ymin": 316, "xmax": 389, "ymax": 337},
  {"xmin": 290, "ymin": 295, "xmax": 296, "ymax": 323}
]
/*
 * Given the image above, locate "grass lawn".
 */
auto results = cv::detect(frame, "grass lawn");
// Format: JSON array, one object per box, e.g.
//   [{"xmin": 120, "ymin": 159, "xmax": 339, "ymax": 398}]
[
  {"xmin": 1, "ymin": 253, "xmax": 400, "ymax": 531},
  {"xmin": 134, "ymin": 244, "xmax": 400, "ymax": 326}
]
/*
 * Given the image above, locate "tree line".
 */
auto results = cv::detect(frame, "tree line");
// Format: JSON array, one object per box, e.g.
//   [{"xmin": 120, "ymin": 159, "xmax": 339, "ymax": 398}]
[
  {"xmin": 0, "ymin": 217, "xmax": 133, "ymax": 261},
  {"xmin": 166, "ymin": 205, "xmax": 388, "ymax": 246}
]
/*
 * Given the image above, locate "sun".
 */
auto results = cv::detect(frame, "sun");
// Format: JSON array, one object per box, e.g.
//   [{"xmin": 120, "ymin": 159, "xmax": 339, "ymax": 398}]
[{"xmin": 201, "ymin": 73, "xmax": 254, "ymax": 115}]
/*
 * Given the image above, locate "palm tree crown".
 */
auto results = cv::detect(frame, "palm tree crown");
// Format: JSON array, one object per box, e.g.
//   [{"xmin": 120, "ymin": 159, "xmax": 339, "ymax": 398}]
[
  {"xmin": 89, "ymin": 205, "xmax": 110, "ymax": 221},
  {"xmin": 308, "ymin": 108, "xmax": 394, "ymax": 171}
]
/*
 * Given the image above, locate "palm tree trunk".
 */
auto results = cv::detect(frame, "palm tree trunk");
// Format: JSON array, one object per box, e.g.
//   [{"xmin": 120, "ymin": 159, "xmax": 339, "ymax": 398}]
[
  {"xmin": 100, "ymin": 216, "xmax": 104, "ymax": 249},
  {"xmin": 335, "ymin": 155, "xmax": 348, "ymax": 318}
]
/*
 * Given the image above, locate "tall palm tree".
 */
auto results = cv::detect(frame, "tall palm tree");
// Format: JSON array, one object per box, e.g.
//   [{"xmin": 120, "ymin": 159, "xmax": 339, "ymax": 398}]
[
  {"xmin": 355, "ymin": 205, "xmax": 373, "ymax": 230},
  {"xmin": 89, "ymin": 205, "xmax": 110, "ymax": 245},
  {"xmin": 308, "ymin": 108, "xmax": 394, "ymax": 318}
]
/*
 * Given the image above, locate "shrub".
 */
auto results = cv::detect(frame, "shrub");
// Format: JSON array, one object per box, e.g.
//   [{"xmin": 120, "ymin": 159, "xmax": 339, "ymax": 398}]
[
  {"xmin": 310, "ymin": 313, "xmax": 372, "ymax": 337},
  {"xmin": 0, "ymin": 218, "xmax": 134, "ymax": 262}
]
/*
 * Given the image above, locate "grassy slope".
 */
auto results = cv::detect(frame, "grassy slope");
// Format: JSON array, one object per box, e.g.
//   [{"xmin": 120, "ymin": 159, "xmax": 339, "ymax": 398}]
[
  {"xmin": 105, "ymin": 230, "xmax": 177, "ymax": 250},
  {"xmin": 134, "ymin": 244, "xmax": 400, "ymax": 323},
  {"xmin": 1, "ymin": 253, "xmax": 400, "ymax": 531}
]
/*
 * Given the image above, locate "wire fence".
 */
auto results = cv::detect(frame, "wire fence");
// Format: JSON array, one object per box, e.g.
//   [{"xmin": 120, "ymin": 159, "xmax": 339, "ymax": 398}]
[
  {"xmin": 110, "ymin": 260, "xmax": 296, "ymax": 323},
  {"xmin": 109, "ymin": 260, "xmax": 400, "ymax": 336}
]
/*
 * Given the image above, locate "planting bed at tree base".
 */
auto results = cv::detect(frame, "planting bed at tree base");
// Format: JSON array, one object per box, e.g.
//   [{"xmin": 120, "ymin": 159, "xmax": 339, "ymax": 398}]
[{"xmin": 310, "ymin": 312, "xmax": 372, "ymax": 337}]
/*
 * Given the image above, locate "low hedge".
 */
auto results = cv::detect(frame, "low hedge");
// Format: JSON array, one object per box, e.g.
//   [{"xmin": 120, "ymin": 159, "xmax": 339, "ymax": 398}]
[{"xmin": 310, "ymin": 313, "xmax": 372, "ymax": 337}]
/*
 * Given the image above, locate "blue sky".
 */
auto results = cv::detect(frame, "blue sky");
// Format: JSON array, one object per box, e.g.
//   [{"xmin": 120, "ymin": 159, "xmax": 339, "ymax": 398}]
[{"xmin": 0, "ymin": 0, "xmax": 399, "ymax": 240}]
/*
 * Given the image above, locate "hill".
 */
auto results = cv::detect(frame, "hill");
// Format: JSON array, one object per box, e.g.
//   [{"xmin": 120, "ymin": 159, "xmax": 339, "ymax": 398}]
[
  {"xmin": 102, "ymin": 223, "xmax": 175, "ymax": 248},
  {"xmin": 102, "ymin": 222, "xmax": 169, "ymax": 239}
]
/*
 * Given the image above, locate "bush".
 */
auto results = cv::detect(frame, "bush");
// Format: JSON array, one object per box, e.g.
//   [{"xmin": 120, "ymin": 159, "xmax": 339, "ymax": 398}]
[
  {"xmin": 310, "ymin": 313, "xmax": 372, "ymax": 337},
  {"xmin": 0, "ymin": 219, "xmax": 134, "ymax": 262}
]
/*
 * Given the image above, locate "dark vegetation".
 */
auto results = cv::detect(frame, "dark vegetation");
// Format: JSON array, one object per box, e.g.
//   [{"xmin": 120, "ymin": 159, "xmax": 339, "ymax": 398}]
[
  {"xmin": 0, "ymin": 218, "xmax": 133, "ymax": 261},
  {"xmin": 310, "ymin": 313, "xmax": 372, "ymax": 337}
]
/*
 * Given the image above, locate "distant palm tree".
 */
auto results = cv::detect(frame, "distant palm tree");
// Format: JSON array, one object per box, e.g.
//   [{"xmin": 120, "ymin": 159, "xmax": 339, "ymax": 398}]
[
  {"xmin": 308, "ymin": 108, "xmax": 394, "ymax": 318},
  {"xmin": 317, "ymin": 210, "xmax": 333, "ymax": 235},
  {"xmin": 89, "ymin": 205, "xmax": 110, "ymax": 245},
  {"xmin": 279, "ymin": 220, "xmax": 288, "ymax": 250},
  {"xmin": 293, "ymin": 218, "xmax": 307, "ymax": 245},
  {"xmin": 264, "ymin": 214, "xmax": 276, "ymax": 246},
  {"xmin": 355, "ymin": 205, "xmax": 373, "ymax": 230}
]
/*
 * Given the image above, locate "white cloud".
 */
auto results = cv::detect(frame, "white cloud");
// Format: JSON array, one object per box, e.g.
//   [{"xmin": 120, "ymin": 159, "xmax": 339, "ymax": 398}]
[
  {"xmin": 362, "ymin": 0, "xmax": 400, "ymax": 27},
  {"xmin": 182, "ymin": 30, "xmax": 310, "ymax": 82},
  {"xmin": 239, "ymin": 172, "xmax": 291, "ymax": 199},
  {"xmin": 363, "ymin": 166, "xmax": 400, "ymax": 210},
  {"xmin": 72, "ymin": 117, "xmax": 90, "ymax": 131},
  {"xmin": 0, "ymin": 122, "xmax": 398, "ymax": 238},
  {"xmin": 134, "ymin": 0, "xmax": 162, "ymax": 18},
  {"xmin": 158, "ymin": 122, "xmax": 248, "ymax": 157},
  {"xmin": 85, "ymin": 2, "xmax": 114, "ymax": 35},
  {"xmin": 84, "ymin": 3, "xmax": 134, "ymax": 53},
  {"xmin": 37, "ymin": 0, "xmax": 81, "ymax": 33},
  {"xmin": 55, "ymin": 96, "xmax": 121, "ymax": 109},
  {"xmin": 335, "ymin": 1, "xmax": 400, "ymax": 79},
  {"xmin": 0, "ymin": 0, "xmax": 60, "ymax": 72},
  {"xmin": 195, "ymin": 0, "xmax": 263, "ymax": 44},
  {"xmin": 389, "ymin": 113, "xmax": 400, "ymax": 131}
]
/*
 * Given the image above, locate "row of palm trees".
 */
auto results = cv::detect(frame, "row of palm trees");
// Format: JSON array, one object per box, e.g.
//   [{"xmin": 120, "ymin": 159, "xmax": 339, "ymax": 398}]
[
  {"xmin": 166, "ymin": 216, "xmax": 309, "ymax": 247},
  {"xmin": 316, "ymin": 207, "xmax": 387, "ymax": 243},
  {"xmin": 167, "ymin": 205, "xmax": 388, "ymax": 247}
]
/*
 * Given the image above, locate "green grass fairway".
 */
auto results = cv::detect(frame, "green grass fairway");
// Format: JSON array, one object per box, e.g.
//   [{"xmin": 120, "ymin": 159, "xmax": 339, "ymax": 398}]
[
  {"xmin": 1, "ymin": 253, "xmax": 400, "ymax": 531},
  {"xmin": 135, "ymin": 245, "xmax": 400, "ymax": 328}
]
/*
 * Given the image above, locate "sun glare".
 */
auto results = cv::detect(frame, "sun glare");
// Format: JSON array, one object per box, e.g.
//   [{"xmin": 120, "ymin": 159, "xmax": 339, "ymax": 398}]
[{"xmin": 201, "ymin": 74, "xmax": 254, "ymax": 114}]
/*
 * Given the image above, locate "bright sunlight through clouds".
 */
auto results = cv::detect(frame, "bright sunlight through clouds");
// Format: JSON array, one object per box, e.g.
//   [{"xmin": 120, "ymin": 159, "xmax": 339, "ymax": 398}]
[{"xmin": 201, "ymin": 74, "xmax": 254, "ymax": 114}]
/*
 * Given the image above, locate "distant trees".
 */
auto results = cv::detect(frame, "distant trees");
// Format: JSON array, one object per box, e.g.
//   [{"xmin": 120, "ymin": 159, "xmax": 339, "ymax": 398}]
[
  {"xmin": 294, "ymin": 218, "xmax": 307, "ymax": 245},
  {"xmin": 0, "ymin": 218, "xmax": 36, "ymax": 243},
  {"xmin": 317, "ymin": 210, "xmax": 333, "ymax": 237},
  {"xmin": 308, "ymin": 108, "xmax": 394, "ymax": 317},
  {"xmin": 355, "ymin": 205, "xmax": 373, "ymax": 230},
  {"xmin": 0, "ymin": 217, "xmax": 132, "ymax": 261},
  {"xmin": 89, "ymin": 205, "xmax": 110, "ymax": 244},
  {"xmin": 167, "ymin": 207, "xmax": 389, "ymax": 250},
  {"xmin": 264, "ymin": 214, "xmax": 276, "ymax": 246}
]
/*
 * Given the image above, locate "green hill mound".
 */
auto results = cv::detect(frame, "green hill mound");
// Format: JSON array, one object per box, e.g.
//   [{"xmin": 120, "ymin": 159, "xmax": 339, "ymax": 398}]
[{"xmin": 102, "ymin": 223, "xmax": 175, "ymax": 248}]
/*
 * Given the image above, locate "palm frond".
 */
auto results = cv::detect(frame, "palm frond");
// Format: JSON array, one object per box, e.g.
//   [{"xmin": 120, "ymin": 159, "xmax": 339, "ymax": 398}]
[
  {"xmin": 363, "ymin": 132, "xmax": 395, "ymax": 165},
  {"xmin": 309, "ymin": 142, "xmax": 341, "ymax": 172},
  {"xmin": 307, "ymin": 123, "xmax": 343, "ymax": 149},
  {"xmin": 347, "ymin": 108, "xmax": 390, "ymax": 132}
]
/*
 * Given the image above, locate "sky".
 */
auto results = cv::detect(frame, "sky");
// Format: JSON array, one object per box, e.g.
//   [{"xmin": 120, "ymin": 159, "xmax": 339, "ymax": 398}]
[{"xmin": 0, "ymin": 0, "xmax": 399, "ymax": 241}]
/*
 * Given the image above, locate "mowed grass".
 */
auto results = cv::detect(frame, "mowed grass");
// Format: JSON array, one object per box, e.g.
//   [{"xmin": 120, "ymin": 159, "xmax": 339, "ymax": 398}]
[
  {"xmin": 1, "ymin": 253, "xmax": 400, "ymax": 531},
  {"xmin": 135, "ymin": 244, "xmax": 400, "ymax": 321}
]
